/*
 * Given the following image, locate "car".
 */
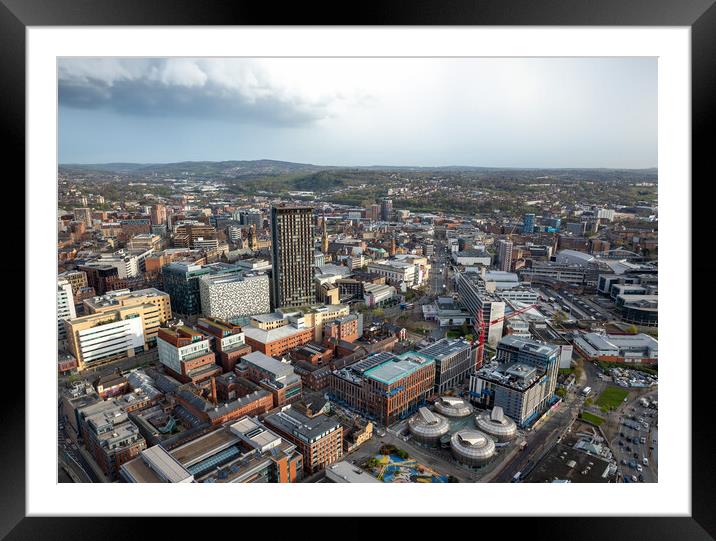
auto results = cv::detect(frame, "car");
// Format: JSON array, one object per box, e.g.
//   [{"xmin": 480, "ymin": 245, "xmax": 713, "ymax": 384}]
[
  {"xmin": 633, "ymin": 452, "xmax": 639, "ymax": 459},
  {"xmin": 636, "ymin": 464, "xmax": 643, "ymax": 472},
  {"xmin": 631, "ymin": 475, "xmax": 638, "ymax": 482},
  {"xmin": 629, "ymin": 461, "xmax": 637, "ymax": 468},
  {"xmin": 649, "ymin": 446, "xmax": 655, "ymax": 451},
  {"xmin": 626, "ymin": 446, "xmax": 632, "ymax": 451}
]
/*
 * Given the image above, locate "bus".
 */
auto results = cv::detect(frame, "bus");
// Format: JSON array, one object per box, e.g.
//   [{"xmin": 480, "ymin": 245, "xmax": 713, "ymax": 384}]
[{"xmin": 581, "ymin": 386, "xmax": 592, "ymax": 397}]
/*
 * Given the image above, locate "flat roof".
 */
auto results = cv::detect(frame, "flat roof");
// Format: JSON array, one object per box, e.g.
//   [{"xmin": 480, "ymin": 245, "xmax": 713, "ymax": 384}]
[
  {"xmin": 243, "ymin": 325, "xmax": 309, "ymax": 344},
  {"xmin": 364, "ymin": 351, "xmax": 434, "ymax": 385},
  {"xmin": 326, "ymin": 461, "xmax": 381, "ymax": 483},
  {"xmin": 241, "ymin": 351, "xmax": 296, "ymax": 377},
  {"xmin": 142, "ymin": 445, "xmax": 193, "ymax": 483},
  {"xmin": 171, "ymin": 428, "xmax": 238, "ymax": 466},
  {"xmin": 264, "ymin": 408, "xmax": 341, "ymax": 441},
  {"xmin": 419, "ymin": 337, "xmax": 472, "ymax": 361}
]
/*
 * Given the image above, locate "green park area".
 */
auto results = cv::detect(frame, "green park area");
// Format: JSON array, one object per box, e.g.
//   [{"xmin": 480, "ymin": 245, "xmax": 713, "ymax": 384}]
[
  {"xmin": 579, "ymin": 412, "xmax": 605, "ymax": 426},
  {"xmin": 596, "ymin": 386, "xmax": 630, "ymax": 412}
]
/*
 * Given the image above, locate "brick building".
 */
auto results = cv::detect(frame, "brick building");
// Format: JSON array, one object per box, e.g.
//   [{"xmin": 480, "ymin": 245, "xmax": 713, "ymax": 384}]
[{"xmin": 264, "ymin": 407, "xmax": 343, "ymax": 475}]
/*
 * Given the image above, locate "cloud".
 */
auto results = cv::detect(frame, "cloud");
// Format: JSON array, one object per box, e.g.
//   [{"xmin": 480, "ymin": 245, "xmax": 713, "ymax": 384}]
[{"xmin": 58, "ymin": 58, "xmax": 358, "ymax": 126}]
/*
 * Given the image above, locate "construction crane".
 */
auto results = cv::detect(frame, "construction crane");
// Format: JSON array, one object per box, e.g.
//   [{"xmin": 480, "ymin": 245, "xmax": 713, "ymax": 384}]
[{"xmin": 473, "ymin": 303, "xmax": 539, "ymax": 369}]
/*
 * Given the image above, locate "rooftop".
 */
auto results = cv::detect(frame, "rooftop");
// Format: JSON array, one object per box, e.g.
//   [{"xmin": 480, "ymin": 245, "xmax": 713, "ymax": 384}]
[
  {"xmin": 243, "ymin": 325, "xmax": 310, "ymax": 344},
  {"xmin": 264, "ymin": 408, "xmax": 341, "ymax": 443},
  {"xmin": 363, "ymin": 351, "xmax": 434, "ymax": 385}
]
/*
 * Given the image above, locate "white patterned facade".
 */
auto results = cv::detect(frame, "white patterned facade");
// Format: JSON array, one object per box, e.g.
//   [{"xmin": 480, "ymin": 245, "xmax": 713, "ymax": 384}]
[{"xmin": 199, "ymin": 272, "xmax": 271, "ymax": 321}]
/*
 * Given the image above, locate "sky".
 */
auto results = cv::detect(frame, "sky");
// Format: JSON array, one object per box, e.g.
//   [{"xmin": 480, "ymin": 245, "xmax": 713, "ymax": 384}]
[{"xmin": 58, "ymin": 57, "xmax": 657, "ymax": 168}]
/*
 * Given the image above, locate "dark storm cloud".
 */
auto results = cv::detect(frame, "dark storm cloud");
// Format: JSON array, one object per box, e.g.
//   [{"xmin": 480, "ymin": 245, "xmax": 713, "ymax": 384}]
[{"xmin": 58, "ymin": 58, "xmax": 336, "ymax": 126}]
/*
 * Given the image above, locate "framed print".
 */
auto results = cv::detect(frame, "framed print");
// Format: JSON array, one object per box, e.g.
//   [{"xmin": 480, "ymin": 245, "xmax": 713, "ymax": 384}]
[{"xmin": 3, "ymin": 0, "xmax": 713, "ymax": 538}]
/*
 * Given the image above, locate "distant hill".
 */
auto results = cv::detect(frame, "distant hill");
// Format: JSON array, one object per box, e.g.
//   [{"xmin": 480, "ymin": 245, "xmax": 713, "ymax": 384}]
[
  {"xmin": 59, "ymin": 159, "xmax": 326, "ymax": 178},
  {"xmin": 59, "ymin": 160, "xmax": 658, "ymax": 183}
]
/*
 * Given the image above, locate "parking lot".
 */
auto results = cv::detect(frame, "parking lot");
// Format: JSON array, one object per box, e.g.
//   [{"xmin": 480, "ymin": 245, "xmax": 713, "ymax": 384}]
[{"xmin": 605, "ymin": 391, "xmax": 658, "ymax": 482}]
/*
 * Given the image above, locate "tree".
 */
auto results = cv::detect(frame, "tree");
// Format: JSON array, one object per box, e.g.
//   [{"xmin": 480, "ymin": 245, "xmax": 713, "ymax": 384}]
[{"xmin": 626, "ymin": 325, "xmax": 639, "ymax": 335}]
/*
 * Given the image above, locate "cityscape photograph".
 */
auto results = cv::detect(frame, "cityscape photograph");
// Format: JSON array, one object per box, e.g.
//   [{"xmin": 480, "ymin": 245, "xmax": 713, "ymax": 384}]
[{"xmin": 56, "ymin": 57, "xmax": 658, "ymax": 485}]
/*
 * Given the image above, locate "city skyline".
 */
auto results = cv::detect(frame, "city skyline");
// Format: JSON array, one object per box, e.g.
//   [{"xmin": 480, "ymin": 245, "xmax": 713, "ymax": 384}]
[{"xmin": 59, "ymin": 57, "xmax": 657, "ymax": 168}]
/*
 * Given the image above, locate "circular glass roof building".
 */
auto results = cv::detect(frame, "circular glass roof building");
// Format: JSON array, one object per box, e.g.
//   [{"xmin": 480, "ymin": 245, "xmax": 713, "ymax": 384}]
[
  {"xmin": 433, "ymin": 396, "xmax": 474, "ymax": 418},
  {"xmin": 408, "ymin": 407, "xmax": 450, "ymax": 445},
  {"xmin": 475, "ymin": 407, "xmax": 517, "ymax": 442},
  {"xmin": 450, "ymin": 429, "xmax": 496, "ymax": 467}
]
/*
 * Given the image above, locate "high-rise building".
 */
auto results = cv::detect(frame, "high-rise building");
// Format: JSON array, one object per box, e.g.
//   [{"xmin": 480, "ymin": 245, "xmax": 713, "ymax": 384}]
[
  {"xmin": 240, "ymin": 210, "xmax": 264, "ymax": 229},
  {"xmin": 380, "ymin": 198, "xmax": 393, "ymax": 222},
  {"xmin": 321, "ymin": 217, "xmax": 329, "ymax": 254},
  {"xmin": 522, "ymin": 213, "xmax": 535, "ymax": 234},
  {"xmin": 150, "ymin": 204, "xmax": 167, "ymax": 225},
  {"xmin": 468, "ymin": 336, "xmax": 560, "ymax": 427},
  {"xmin": 57, "ymin": 279, "xmax": 77, "ymax": 344},
  {"xmin": 73, "ymin": 207, "xmax": 93, "ymax": 229},
  {"xmin": 270, "ymin": 204, "xmax": 316, "ymax": 308},
  {"xmin": 497, "ymin": 239, "xmax": 513, "ymax": 272}
]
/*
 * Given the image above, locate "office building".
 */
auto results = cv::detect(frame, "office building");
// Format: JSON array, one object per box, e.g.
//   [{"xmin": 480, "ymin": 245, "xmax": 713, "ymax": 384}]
[
  {"xmin": 173, "ymin": 222, "xmax": 218, "ymax": 249},
  {"xmin": 77, "ymin": 398, "xmax": 149, "ymax": 479},
  {"xmin": 150, "ymin": 204, "xmax": 167, "ymax": 225},
  {"xmin": 83, "ymin": 288, "xmax": 172, "ymax": 346},
  {"xmin": 162, "ymin": 262, "xmax": 243, "ymax": 317},
  {"xmin": 522, "ymin": 213, "xmax": 535, "ymax": 234},
  {"xmin": 121, "ymin": 417, "xmax": 303, "ymax": 483},
  {"xmin": 469, "ymin": 336, "xmax": 560, "ymax": 427},
  {"xmin": 73, "ymin": 207, "xmax": 93, "ymax": 229},
  {"xmin": 156, "ymin": 326, "xmax": 221, "ymax": 384},
  {"xmin": 270, "ymin": 204, "xmax": 316, "ymax": 308},
  {"xmin": 243, "ymin": 324, "xmax": 313, "ymax": 358},
  {"xmin": 65, "ymin": 306, "xmax": 150, "ymax": 370},
  {"xmin": 264, "ymin": 407, "xmax": 343, "ymax": 474},
  {"xmin": 573, "ymin": 332, "xmax": 658, "ymax": 364},
  {"xmin": 497, "ymin": 239, "xmax": 513, "ymax": 272},
  {"xmin": 380, "ymin": 198, "xmax": 393, "ymax": 221},
  {"xmin": 419, "ymin": 338, "xmax": 474, "ymax": 394},
  {"xmin": 329, "ymin": 351, "xmax": 435, "ymax": 426},
  {"xmin": 58, "ymin": 269, "xmax": 88, "ymax": 296},
  {"xmin": 57, "ymin": 279, "xmax": 77, "ymax": 344},
  {"xmin": 196, "ymin": 317, "xmax": 252, "ymax": 372},
  {"xmin": 455, "ymin": 271, "xmax": 505, "ymax": 349},
  {"xmin": 236, "ymin": 351, "xmax": 303, "ymax": 407},
  {"xmin": 199, "ymin": 271, "xmax": 271, "ymax": 321}
]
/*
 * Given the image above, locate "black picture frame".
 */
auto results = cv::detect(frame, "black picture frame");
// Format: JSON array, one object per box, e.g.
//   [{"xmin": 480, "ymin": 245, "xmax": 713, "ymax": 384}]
[{"xmin": 2, "ymin": 0, "xmax": 712, "ymax": 538}]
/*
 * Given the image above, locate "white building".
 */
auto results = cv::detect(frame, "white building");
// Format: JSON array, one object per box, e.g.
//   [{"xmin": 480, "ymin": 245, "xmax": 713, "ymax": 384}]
[
  {"xmin": 74, "ymin": 317, "xmax": 145, "ymax": 367},
  {"xmin": 455, "ymin": 271, "xmax": 505, "ymax": 347},
  {"xmin": 57, "ymin": 279, "xmax": 77, "ymax": 343},
  {"xmin": 363, "ymin": 282, "xmax": 396, "ymax": 307},
  {"xmin": 367, "ymin": 260, "xmax": 417, "ymax": 288},
  {"xmin": 90, "ymin": 248, "xmax": 153, "ymax": 278},
  {"xmin": 199, "ymin": 272, "xmax": 271, "ymax": 321},
  {"xmin": 157, "ymin": 332, "xmax": 212, "ymax": 375},
  {"xmin": 452, "ymin": 250, "xmax": 492, "ymax": 267}
]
